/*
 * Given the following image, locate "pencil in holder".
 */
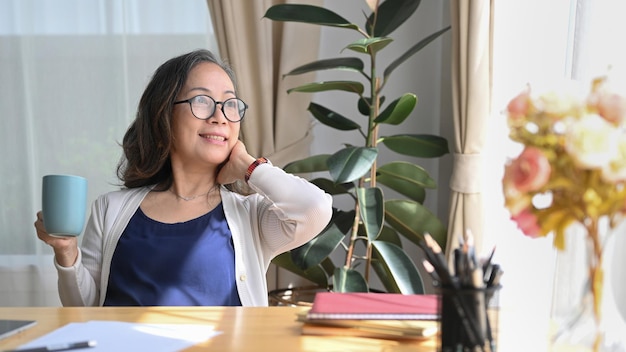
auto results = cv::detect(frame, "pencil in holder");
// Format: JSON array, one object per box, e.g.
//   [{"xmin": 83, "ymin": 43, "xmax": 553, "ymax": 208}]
[{"xmin": 436, "ymin": 285, "xmax": 501, "ymax": 352}]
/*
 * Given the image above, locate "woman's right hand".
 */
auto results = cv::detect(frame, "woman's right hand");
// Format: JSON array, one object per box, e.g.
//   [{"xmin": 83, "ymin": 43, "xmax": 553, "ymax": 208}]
[
  {"xmin": 216, "ymin": 140, "xmax": 255, "ymax": 185},
  {"xmin": 34, "ymin": 211, "xmax": 79, "ymax": 267}
]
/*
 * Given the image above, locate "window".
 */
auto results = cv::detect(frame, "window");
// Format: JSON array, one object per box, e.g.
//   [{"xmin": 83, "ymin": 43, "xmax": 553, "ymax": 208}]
[{"xmin": 0, "ymin": 0, "xmax": 216, "ymax": 306}]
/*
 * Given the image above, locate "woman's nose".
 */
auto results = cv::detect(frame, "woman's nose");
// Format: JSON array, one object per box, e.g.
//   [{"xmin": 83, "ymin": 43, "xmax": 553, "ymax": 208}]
[{"xmin": 207, "ymin": 104, "xmax": 227, "ymax": 124}]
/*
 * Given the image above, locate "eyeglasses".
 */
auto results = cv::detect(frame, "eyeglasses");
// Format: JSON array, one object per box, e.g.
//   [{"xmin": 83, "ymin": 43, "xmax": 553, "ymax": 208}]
[{"xmin": 173, "ymin": 95, "xmax": 248, "ymax": 122}]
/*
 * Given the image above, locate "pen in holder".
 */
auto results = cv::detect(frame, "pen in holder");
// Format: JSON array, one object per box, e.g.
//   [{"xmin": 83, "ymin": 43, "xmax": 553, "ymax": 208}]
[
  {"xmin": 436, "ymin": 284, "xmax": 501, "ymax": 352},
  {"xmin": 419, "ymin": 231, "xmax": 503, "ymax": 352}
]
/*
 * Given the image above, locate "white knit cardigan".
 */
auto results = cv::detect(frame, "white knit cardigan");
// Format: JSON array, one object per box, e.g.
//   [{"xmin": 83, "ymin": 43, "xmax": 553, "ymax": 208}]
[{"xmin": 54, "ymin": 162, "xmax": 332, "ymax": 306}]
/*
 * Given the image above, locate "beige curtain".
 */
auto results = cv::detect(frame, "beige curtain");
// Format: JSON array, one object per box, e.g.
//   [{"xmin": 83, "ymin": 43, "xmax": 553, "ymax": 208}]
[
  {"xmin": 206, "ymin": 0, "xmax": 322, "ymax": 167},
  {"xmin": 446, "ymin": 0, "xmax": 494, "ymax": 258}
]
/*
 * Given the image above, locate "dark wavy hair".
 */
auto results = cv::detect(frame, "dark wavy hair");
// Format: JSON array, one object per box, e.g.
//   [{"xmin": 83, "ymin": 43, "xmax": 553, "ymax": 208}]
[{"xmin": 116, "ymin": 49, "xmax": 237, "ymax": 190}]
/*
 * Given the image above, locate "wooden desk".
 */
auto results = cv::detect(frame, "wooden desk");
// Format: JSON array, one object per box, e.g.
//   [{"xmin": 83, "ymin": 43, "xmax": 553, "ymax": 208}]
[{"xmin": 0, "ymin": 307, "xmax": 439, "ymax": 351}]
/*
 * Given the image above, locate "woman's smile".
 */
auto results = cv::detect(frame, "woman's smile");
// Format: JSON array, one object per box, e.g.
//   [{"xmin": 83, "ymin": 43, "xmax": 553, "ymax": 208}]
[{"xmin": 199, "ymin": 132, "xmax": 227, "ymax": 144}]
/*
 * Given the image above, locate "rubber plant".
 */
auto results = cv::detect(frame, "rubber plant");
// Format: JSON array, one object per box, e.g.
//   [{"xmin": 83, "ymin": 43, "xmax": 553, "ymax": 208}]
[{"xmin": 264, "ymin": 0, "xmax": 450, "ymax": 294}]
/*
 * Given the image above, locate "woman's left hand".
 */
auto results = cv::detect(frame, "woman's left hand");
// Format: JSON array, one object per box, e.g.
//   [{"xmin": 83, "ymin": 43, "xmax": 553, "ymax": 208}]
[{"xmin": 217, "ymin": 140, "xmax": 255, "ymax": 184}]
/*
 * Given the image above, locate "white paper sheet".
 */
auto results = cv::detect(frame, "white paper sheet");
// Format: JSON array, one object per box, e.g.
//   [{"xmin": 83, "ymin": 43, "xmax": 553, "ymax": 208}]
[{"xmin": 16, "ymin": 320, "xmax": 221, "ymax": 351}]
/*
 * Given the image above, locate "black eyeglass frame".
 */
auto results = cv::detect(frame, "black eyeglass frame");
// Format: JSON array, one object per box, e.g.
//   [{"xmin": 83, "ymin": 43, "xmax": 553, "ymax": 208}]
[{"xmin": 173, "ymin": 95, "xmax": 248, "ymax": 122}]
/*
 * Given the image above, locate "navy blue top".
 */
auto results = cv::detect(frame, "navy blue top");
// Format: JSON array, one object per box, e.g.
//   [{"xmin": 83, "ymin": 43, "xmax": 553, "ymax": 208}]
[{"xmin": 103, "ymin": 203, "xmax": 242, "ymax": 306}]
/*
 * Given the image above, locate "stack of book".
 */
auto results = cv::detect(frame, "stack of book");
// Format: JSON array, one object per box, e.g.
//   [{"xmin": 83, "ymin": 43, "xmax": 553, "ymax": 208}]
[{"xmin": 298, "ymin": 292, "xmax": 440, "ymax": 340}]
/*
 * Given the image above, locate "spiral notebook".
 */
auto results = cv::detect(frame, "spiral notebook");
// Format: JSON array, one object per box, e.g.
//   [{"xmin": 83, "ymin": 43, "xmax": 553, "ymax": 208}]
[{"xmin": 0, "ymin": 320, "xmax": 37, "ymax": 340}]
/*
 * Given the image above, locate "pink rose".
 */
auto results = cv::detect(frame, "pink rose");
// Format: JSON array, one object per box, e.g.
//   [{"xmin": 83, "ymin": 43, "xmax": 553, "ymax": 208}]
[
  {"xmin": 596, "ymin": 92, "xmax": 626, "ymax": 125},
  {"xmin": 503, "ymin": 191, "xmax": 531, "ymax": 217},
  {"xmin": 507, "ymin": 90, "xmax": 530, "ymax": 119},
  {"xmin": 504, "ymin": 147, "xmax": 551, "ymax": 193},
  {"xmin": 511, "ymin": 209, "xmax": 541, "ymax": 238}
]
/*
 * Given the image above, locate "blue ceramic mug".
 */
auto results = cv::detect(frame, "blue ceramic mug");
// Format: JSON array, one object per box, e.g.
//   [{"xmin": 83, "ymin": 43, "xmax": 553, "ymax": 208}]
[{"xmin": 42, "ymin": 174, "xmax": 88, "ymax": 237}]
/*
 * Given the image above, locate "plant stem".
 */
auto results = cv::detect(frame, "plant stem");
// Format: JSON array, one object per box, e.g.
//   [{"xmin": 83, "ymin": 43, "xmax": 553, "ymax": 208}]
[
  {"xmin": 344, "ymin": 34, "xmax": 382, "ymax": 282},
  {"xmin": 363, "ymin": 48, "xmax": 381, "ymax": 283},
  {"xmin": 345, "ymin": 194, "xmax": 361, "ymax": 268}
]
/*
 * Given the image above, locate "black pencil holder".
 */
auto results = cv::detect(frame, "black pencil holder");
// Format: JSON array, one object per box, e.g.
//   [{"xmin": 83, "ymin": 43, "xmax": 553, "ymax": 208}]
[{"xmin": 436, "ymin": 285, "xmax": 500, "ymax": 352}]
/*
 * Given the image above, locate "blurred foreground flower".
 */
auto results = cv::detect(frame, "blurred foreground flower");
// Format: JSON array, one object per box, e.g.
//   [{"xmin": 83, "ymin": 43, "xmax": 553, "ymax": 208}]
[
  {"xmin": 503, "ymin": 76, "xmax": 626, "ymax": 247},
  {"xmin": 502, "ymin": 75, "xmax": 626, "ymax": 351}
]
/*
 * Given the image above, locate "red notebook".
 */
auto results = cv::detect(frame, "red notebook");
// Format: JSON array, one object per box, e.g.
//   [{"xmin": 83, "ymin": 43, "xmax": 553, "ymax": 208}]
[{"xmin": 307, "ymin": 292, "xmax": 439, "ymax": 320}]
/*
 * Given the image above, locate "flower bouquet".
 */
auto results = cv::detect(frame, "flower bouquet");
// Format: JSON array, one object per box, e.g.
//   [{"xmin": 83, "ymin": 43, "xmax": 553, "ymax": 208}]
[{"xmin": 502, "ymin": 76, "xmax": 626, "ymax": 351}]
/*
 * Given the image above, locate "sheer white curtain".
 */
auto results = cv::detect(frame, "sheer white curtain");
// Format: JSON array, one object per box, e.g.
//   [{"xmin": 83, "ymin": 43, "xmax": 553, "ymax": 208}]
[
  {"xmin": 0, "ymin": 0, "xmax": 217, "ymax": 306},
  {"xmin": 487, "ymin": 0, "xmax": 626, "ymax": 350}
]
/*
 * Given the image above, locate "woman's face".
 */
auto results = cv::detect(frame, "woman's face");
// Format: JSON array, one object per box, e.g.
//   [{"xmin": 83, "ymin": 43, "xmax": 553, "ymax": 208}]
[{"xmin": 171, "ymin": 62, "xmax": 241, "ymax": 170}]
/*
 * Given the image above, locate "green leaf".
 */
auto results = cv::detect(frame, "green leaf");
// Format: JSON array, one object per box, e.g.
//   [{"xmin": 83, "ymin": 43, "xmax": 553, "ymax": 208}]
[
  {"xmin": 374, "ymin": 93, "xmax": 417, "ymax": 125},
  {"xmin": 377, "ymin": 174, "xmax": 426, "ymax": 203},
  {"xmin": 376, "ymin": 162, "xmax": 434, "ymax": 203},
  {"xmin": 310, "ymin": 178, "xmax": 352, "ymax": 196},
  {"xmin": 283, "ymin": 58, "xmax": 364, "ymax": 77},
  {"xmin": 367, "ymin": 0, "xmax": 421, "ymax": 37},
  {"xmin": 333, "ymin": 209, "xmax": 356, "ymax": 234},
  {"xmin": 384, "ymin": 26, "xmax": 451, "ymax": 81},
  {"xmin": 333, "ymin": 267, "xmax": 369, "ymax": 292},
  {"xmin": 264, "ymin": 4, "xmax": 360, "ymax": 31},
  {"xmin": 319, "ymin": 257, "xmax": 337, "ymax": 280},
  {"xmin": 283, "ymin": 154, "xmax": 330, "ymax": 174},
  {"xmin": 357, "ymin": 187, "xmax": 384, "ymax": 241},
  {"xmin": 358, "ymin": 96, "xmax": 386, "ymax": 116},
  {"xmin": 291, "ymin": 224, "xmax": 345, "ymax": 269},
  {"xmin": 372, "ymin": 240, "xmax": 425, "ymax": 294},
  {"xmin": 381, "ymin": 134, "xmax": 449, "ymax": 158},
  {"xmin": 377, "ymin": 161, "xmax": 436, "ymax": 189},
  {"xmin": 376, "ymin": 225, "xmax": 403, "ymax": 246},
  {"xmin": 287, "ymin": 81, "xmax": 365, "ymax": 95},
  {"xmin": 328, "ymin": 147, "xmax": 378, "ymax": 184},
  {"xmin": 345, "ymin": 37, "xmax": 393, "ymax": 55},
  {"xmin": 271, "ymin": 252, "xmax": 328, "ymax": 287},
  {"xmin": 309, "ymin": 102, "xmax": 361, "ymax": 131},
  {"xmin": 384, "ymin": 199, "xmax": 447, "ymax": 249}
]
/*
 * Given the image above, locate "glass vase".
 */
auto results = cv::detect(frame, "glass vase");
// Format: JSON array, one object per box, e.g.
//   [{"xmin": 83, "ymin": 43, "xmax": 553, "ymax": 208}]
[{"xmin": 549, "ymin": 219, "xmax": 626, "ymax": 352}]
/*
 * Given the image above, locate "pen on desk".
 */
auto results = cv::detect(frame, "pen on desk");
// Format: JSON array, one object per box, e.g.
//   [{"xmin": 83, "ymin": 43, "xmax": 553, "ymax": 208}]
[{"xmin": 4, "ymin": 340, "xmax": 97, "ymax": 352}]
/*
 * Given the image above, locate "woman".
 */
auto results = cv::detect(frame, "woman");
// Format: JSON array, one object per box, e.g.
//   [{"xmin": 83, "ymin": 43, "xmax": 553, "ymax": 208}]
[{"xmin": 34, "ymin": 49, "xmax": 332, "ymax": 307}]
